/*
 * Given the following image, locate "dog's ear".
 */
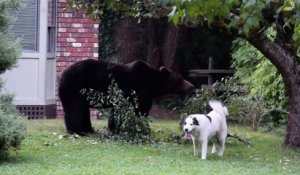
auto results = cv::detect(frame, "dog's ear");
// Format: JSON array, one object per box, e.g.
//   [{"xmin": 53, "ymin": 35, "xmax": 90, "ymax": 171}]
[{"xmin": 193, "ymin": 117, "xmax": 199, "ymax": 125}]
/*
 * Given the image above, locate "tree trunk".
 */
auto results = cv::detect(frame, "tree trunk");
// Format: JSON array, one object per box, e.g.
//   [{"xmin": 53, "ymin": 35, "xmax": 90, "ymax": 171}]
[
  {"xmin": 146, "ymin": 19, "xmax": 163, "ymax": 68},
  {"xmin": 248, "ymin": 36, "xmax": 300, "ymax": 147},
  {"xmin": 113, "ymin": 17, "xmax": 148, "ymax": 64},
  {"xmin": 162, "ymin": 23, "xmax": 182, "ymax": 68},
  {"xmin": 113, "ymin": 18, "xmax": 182, "ymax": 69}
]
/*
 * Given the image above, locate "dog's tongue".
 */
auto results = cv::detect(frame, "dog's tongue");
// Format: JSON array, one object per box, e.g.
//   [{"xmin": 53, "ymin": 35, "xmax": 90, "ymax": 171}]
[{"xmin": 184, "ymin": 132, "xmax": 192, "ymax": 140}]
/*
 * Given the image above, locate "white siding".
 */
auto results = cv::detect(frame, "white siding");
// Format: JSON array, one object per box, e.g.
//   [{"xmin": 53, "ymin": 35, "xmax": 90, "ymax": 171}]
[{"xmin": 1, "ymin": 0, "xmax": 56, "ymax": 106}]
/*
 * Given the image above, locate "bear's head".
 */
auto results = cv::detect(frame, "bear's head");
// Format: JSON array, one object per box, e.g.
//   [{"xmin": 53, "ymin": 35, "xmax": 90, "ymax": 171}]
[{"xmin": 156, "ymin": 67, "xmax": 194, "ymax": 101}]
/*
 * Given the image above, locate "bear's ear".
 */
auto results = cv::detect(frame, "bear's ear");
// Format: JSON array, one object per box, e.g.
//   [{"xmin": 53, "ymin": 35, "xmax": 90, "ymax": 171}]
[{"xmin": 159, "ymin": 67, "xmax": 170, "ymax": 78}]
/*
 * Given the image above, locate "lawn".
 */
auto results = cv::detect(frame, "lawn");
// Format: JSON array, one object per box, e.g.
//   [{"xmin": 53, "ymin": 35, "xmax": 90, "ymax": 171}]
[{"xmin": 1, "ymin": 119, "xmax": 300, "ymax": 175}]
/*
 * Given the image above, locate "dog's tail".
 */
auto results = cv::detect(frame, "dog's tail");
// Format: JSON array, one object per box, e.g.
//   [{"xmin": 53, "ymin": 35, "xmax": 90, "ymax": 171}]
[{"xmin": 209, "ymin": 100, "xmax": 228, "ymax": 116}]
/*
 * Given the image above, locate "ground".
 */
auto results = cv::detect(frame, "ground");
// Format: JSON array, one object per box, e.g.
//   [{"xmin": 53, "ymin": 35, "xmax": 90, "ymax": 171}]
[{"xmin": 1, "ymin": 119, "xmax": 300, "ymax": 175}]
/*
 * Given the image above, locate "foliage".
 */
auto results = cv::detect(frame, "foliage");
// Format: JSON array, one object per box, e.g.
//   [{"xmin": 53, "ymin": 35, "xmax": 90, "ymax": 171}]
[
  {"xmin": 175, "ymin": 88, "xmax": 214, "ymax": 115},
  {"xmin": 176, "ymin": 76, "xmax": 246, "ymax": 117},
  {"xmin": 229, "ymin": 96, "xmax": 268, "ymax": 131},
  {"xmin": 169, "ymin": 0, "xmax": 300, "ymax": 51},
  {"xmin": 97, "ymin": 10, "xmax": 119, "ymax": 61},
  {"xmin": 0, "ymin": 0, "xmax": 25, "ymax": 160},
  {"xmin": 0, "ymin": 0, "xmax": 21, "ymax": 73},
  {"xmin": 67, "ymin": 0, "xmax": 171, "ymax": 19},
  {"xmin": 0, "ymin": 81, "xmax": 26, "ymax": 160},
  {"xmin": 81, "ymin": 79, "xmax": 151, "ymax": 143},
  {"xmin": 214, "ymin": 77, "xmax": 287, "ymax": 130},
  {"xmin": 177, "ymin": 76, "xmax": 286, "ymax": 131},
  {"xmin": 231, "ymin": 38, "xmax": 288, "ymax": 112}
]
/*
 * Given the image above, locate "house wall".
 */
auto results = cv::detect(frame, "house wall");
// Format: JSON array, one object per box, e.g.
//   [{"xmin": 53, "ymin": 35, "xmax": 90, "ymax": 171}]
[
  {"xmin": 1, "ymin": 0, "xmax": 57, "ymax": 119},
  {"xmin": 56, "ymin": 0, "xmax": 99, "ymax": 118}
]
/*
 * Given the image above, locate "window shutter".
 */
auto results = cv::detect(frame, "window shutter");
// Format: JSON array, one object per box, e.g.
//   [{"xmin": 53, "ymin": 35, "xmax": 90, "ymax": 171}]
[{"xmin": 11, "ymin": 0, "xmax": 39, "ymax": 51}]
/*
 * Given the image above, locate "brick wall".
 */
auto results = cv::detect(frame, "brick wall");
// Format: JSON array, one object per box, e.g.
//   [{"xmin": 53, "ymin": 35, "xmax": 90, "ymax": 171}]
[{"xmin": 56, "ymin": 0, "xmax": 99, "ymax": 118}]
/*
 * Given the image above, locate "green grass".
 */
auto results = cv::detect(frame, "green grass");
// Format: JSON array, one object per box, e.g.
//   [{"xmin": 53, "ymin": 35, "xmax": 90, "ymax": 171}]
[{"xmin": 1, "ymin": 119, "xmax": 300, "ymax": 175}]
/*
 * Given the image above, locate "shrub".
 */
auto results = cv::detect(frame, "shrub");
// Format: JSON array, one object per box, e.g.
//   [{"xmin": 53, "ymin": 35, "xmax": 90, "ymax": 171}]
[
  {"xmin": 0, "ymin": 0, "xmax": 21, "ymax": 73},
  {"xmin": 175, "ymin": 88, "xmax": 214, "ymax": 115},
  {"xmin": 231, "ymin": 38, "xmax": 288, "ymax": 116},
  {"xmin": 0, "ymin": 85, "xmax": 26, "ymax": 160},
  {"xmin": 214, "ymin": 77, "xmax": 286, "ymax": 131},
  {"xmin": 228, "ymin": 96, "xmax": 268, "ymax": 131},
  {"xmin": 176, "ymin": 76, "xmax": 285, "ymax": 131},
  {"xmin": 0, "ymin": 0, "xmax": 25, "ymax": 160},
  {"xmin": 81, "ymin": 79, "xmax": 150, "ymax": 143}
]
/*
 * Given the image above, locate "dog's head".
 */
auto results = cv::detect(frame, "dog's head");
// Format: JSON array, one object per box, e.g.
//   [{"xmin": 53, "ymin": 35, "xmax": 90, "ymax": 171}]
[{"xmin": 183, "ymin": 116, "xmax": 199, "ymax": 140}]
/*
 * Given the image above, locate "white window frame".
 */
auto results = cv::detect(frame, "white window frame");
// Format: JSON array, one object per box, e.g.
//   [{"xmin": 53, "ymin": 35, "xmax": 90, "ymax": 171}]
[{"xmin": 12, "ymin": 0, "xmax": 40, "ymax": 53}]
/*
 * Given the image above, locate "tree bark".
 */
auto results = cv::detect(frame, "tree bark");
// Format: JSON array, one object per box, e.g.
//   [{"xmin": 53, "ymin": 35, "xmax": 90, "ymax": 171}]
[
  {"xmin": 146, "ymin": 19, "xmax": 163, "ymax": 68},
  {"xmin": 162, "ymin": 23, "xmax": 182, "ymax": 68},
  {"xmin": 247, "ymin": 36, "xmax": 300, "ymax": 147},
  {"xmin": 113, "ymin": 17, "xmax": 148, "ymax": 64}
]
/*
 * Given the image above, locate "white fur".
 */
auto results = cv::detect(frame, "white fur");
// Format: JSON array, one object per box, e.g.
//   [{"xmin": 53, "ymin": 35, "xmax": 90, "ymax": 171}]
[{"xmin": 183, "ymin": 100, "xmax": 228, "ymax": 159}]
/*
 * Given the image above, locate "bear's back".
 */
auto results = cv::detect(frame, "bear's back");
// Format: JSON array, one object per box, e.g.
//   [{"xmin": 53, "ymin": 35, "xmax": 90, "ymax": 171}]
[{"xmin": 59, "ymin": 59, "xmax": 112, "ymax": 93}]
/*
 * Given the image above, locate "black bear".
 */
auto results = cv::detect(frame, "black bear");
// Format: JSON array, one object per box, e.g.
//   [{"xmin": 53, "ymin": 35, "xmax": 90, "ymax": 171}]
[{"xmin": 58, "ymin": 59, "xmax": 194, "ymax": 135}]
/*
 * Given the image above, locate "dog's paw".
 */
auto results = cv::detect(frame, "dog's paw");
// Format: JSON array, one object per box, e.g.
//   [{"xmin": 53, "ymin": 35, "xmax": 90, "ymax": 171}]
[
  {"xmin": 211, "ymin": 146, "xmax": 217, "ymax": 154},
  {"xmin": 217, "ymin": 151, "xmax": 224, "ymax": 156}
]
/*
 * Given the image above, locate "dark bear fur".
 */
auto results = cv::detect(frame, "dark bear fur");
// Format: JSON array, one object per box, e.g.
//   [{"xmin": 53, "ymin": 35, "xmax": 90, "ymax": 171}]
[{"xmin": 58, "ymin": 59, "xmax": 194, "ymax": 135}]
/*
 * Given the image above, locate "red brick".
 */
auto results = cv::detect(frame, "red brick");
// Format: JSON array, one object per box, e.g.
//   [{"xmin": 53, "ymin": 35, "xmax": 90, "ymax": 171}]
[
  {"xmin": 58, "ymin": 33, "xmax": 71, "ymax": 38},
  {"xmin": 65, "ymin": 28, "xmax": 79, "ymax": 33},
  {"xmin": 82, "ymin": 43, "xmax": 94, "ymax": 48},
  {"xmin": 56, "ymin": 2, "xmax": 99, "ymax": 119}
]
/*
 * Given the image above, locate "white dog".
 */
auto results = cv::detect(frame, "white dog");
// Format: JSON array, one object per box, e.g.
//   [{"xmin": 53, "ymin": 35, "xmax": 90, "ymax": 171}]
[{"xmin": 183, "ymin": 100, "xmax": 228, "ymax": 159}]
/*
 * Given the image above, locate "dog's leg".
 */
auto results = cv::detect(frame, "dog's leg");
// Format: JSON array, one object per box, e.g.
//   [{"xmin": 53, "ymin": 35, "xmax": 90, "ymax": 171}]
[
  {"xmin": 217, "ymin": 134, "xmax": 227, "ymax": 156},
  {"xmin": 201, "ymin": 140, "xmax": 208, "ymax": 159},
  {"xmin": 218, "ymin": 141, "xmax": 225, "ymax": 156},
  {"xmin": 212, "ymin": 142, "xmax": 217, "ymax": 154},
  {"xmin": 192, "ymin": 139, "xmax": 199, "ymax": 156},
  {"xmin": 212, "ymin": 136, "xmax": 220, "ymax": 154}
]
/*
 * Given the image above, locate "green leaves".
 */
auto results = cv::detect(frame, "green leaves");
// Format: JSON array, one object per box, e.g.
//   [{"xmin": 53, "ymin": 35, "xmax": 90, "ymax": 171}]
[
  {"xmin": 81, "ymin": 78, "xmax": 151, "ymax": 143},
  {"xmin": 168, "ymin": 0, "xmax": 268, "ymax": 36},
  {"xmin": 169, "ymin": 6, "xmax": 184, "ymax": 25},
  {"xmin": 0, "ymin": 81, "xmax": 26, "ymax": 160},
  {"xmin": 0, "ymin": 0, "xmax": 21, "ymax": 73},
  {"xmin": 292, "ymin": 1, "xmax": 300, "ymax": 53},
  {"xmin": 242, "ymin": 16, "xmax": 260, "ymax": 35},
  {"xmin": 293, "ymin": 24, "xmax": 300, "ymax": 53},
  {"xmin": 231, "ymin": 38, "xmax": 288, "ymax": 109},
  {"xmin": 239, "ymin": 0, "xmax": 265, "ymax": 36},
  {"xmin": 169, "ymin": 0, "xmax": 237, "ymax": 26}
]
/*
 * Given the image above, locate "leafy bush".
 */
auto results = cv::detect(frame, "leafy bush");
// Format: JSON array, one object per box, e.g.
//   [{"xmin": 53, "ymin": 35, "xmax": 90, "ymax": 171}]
[
  {"xmin": 81, "ymin": 79, "xmax": 150, "ymax": 143},
  {"xmin": 0, "ymin": 0, "xmax": 21, "ymax": 73},
  {"xmin": 228, "ymin": 96, "xmax": 268, "ymax": 131},
  {"xmin": 0, "ymin": 83, "xmax": 26, "ymax": 160},
  {"xmin": 0, "ymin": 0, "xmax": 25, "ymax": 160},
  {"xmin": 231, "ymin": 39, "xmax": 288, "ymax": 112},
  {"xmin": 175, "ymin": 89, "xmax": 214, "ymax": 115},
  {"xmin": 214, "ymin": 77, "xmax": 287, "ymax": 130},
  {"xmin": 176, "ymin": 76, "xmax": 286, "ymax": 131}
]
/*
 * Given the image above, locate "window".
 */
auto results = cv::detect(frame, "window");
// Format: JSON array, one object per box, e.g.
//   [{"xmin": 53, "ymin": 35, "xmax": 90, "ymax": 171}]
[
  {"xmin": 48, "ymin": 0, "xmax": 56, "ymax": 53},
  {"xmin": 11, "ymin": 0, "xmax": 39, "ymax": 51}
]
